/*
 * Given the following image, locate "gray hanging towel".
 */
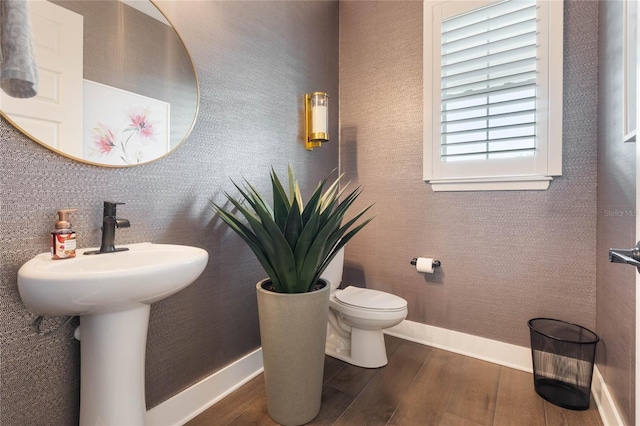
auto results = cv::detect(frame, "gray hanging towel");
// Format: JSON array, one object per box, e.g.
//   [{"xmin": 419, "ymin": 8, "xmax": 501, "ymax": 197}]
[{"xmin": 0, "ymin": 0, "xmax": 38, "ymax": 98}]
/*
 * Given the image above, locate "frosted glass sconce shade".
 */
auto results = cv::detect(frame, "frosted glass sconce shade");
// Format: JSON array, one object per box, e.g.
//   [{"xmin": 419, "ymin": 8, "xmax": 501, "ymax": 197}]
[{"xmin": 305, "ymin": 92, "xmax": 329, "ymax": 150}]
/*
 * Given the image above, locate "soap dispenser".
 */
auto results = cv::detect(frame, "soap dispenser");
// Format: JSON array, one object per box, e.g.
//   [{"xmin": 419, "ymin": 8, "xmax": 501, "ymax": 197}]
[{"xmin": 51, "ymin": 209, "xmax": 77, "ymax": 259}]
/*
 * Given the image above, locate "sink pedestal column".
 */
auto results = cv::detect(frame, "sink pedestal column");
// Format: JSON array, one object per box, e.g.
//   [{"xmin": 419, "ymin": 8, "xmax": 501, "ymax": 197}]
[{"xmin": 79, "ymin": 304, "xmax": 150, "ymax": 426}]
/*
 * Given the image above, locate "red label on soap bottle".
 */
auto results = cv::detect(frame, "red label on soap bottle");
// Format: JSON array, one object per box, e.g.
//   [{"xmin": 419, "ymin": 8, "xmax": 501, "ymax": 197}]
[{"xmin": 51, "ymin": 232, "xmax": 77, "ymax": 259}]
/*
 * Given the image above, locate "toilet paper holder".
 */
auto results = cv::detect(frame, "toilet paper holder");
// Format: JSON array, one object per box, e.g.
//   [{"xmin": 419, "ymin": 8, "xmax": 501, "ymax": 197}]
[{"xmin": 410, "ymin": 258, "xmax": 441, "ymax": 268}]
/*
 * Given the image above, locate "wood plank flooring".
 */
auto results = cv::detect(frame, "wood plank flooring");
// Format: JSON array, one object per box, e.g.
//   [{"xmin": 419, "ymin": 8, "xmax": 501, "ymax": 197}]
[{"xmin": 186, "ymin": 336, "xmax": 603, "ymax": 426}]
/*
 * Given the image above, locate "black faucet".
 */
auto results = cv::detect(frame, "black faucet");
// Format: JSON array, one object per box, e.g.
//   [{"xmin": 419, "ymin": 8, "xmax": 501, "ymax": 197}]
[{"xmin": 84, "ymin": 202, "xmax": 130, "ymax": 255}]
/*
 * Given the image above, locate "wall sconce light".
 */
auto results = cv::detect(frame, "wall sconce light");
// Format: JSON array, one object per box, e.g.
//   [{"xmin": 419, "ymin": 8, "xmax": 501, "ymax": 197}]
[{"xmin": 305, "ymin": 92, "xmax": 329, "ymax": 151}]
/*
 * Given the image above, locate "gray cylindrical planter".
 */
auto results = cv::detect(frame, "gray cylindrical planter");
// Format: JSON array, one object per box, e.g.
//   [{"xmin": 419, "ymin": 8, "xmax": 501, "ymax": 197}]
[{"xmin": 256, "ymin": 279, "xmax": 330, "ymax": 426}]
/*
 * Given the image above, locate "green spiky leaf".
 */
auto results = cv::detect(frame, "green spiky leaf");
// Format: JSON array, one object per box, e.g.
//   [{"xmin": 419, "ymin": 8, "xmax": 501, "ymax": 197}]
[{"xmin": 212, "ymin": 166, "xmax": 373, "ymax": 293}]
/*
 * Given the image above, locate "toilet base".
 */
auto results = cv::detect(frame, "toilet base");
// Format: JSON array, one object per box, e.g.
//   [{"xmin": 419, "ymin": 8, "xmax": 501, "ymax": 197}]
[{"xmin": 326, "ymin": 327, "xmax": 388, "ymax": 368}]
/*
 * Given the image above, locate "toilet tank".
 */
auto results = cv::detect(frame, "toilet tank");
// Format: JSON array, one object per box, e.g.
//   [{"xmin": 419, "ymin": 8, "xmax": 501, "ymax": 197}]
[{"xmin": 320, "ymin": 247, "xmax": 344, "ymax": 290}]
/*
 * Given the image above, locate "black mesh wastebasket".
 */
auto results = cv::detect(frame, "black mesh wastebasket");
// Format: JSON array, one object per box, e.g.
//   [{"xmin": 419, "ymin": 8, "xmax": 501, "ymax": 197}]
[{"xmin": 528, "ymin": 318, "xmax": 599, "ymax": 410}]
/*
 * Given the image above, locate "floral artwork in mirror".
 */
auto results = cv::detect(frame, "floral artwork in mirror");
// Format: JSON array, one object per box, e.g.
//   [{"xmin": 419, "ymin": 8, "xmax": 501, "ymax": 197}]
[
  {"xmin": 83, "ymin": 81, "xmax": 170, "ymax": 165},
  {"xmin": 0, "ymin": 0, "xmax": 199, "ymax": 167}
]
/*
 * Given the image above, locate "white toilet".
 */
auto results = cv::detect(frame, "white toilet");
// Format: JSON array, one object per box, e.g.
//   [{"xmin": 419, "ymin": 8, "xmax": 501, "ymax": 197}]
[{"xmin": 320, "ymin": 248, "xmax": 408, "ymax": 368}]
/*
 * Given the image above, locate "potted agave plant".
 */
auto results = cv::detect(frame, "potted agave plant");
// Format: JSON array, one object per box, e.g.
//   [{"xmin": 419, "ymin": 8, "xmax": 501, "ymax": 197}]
[{"xmin": 212, "ymin": 166, "xmax": 372, "ymax": 425}]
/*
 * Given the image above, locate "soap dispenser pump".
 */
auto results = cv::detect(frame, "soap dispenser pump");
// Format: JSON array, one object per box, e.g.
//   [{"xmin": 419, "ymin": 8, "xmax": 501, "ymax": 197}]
[{"xmin": 51, "ymin": 209, "xmax": 77, "ymax": 259}]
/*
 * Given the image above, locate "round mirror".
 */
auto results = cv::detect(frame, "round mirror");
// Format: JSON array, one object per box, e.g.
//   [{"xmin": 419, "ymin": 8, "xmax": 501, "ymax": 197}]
[{"xmin": 0, "ymin": 0, "xmax": 199, "ymax": 167}]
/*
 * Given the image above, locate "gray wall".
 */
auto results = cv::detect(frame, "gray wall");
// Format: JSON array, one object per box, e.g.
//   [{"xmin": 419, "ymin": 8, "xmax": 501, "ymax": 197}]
[
  {"xmin": 339, "ymin": 0, "xmax": 598, "ymax": 346},
  {"xmin": 0, "ymin": 1, "xmax": 339, "ymax": 424},
  {"xmin": 597, "ymin": 1, "xmax": 636, "ymax": 425}
]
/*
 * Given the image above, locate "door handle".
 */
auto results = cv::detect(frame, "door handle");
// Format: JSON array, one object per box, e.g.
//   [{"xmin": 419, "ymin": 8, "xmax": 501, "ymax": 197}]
[{"xmin": 609, "ymin": 241, "xmax": 640, "ymax": 271}]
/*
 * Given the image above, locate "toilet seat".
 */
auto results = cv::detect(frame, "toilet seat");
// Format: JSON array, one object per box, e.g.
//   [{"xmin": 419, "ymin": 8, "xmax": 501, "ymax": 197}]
[{"xmin": 334, "ymin": 286, "xmax": 407, "ymax": 312}]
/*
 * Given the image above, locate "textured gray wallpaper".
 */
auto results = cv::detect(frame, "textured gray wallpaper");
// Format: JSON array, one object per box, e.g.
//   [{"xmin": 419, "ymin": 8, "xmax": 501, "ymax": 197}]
[
  {"xmin": 0, "ymin": 1, "xmax": 338, "ymax": 424},
  {"xmin": 597, "ymin": 1, "xmax": 636, "ymax": 424},
  {"xmin": 339, "ymin": 0, "xmax": 598, "ymax": 346}
]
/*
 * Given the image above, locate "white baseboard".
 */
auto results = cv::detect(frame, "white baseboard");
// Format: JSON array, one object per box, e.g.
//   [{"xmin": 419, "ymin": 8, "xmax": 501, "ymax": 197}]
[
  {"xmin": 146, "ymin": 320, "xmax": 623, "ymax": 426},
  {"xmin": 592, "ymin": 366, "xmax": 625, "ymax": 426},
  {"xmin": 384, "ymin": 319, "xmax": 533, "ymax": 372},
  {"xmin": 145, "ymin": 348, "xmax": 263, "ymax": 426},
  {"xmin": 385, "ymin": 319, "xmax": 623, "ymax": 426}
]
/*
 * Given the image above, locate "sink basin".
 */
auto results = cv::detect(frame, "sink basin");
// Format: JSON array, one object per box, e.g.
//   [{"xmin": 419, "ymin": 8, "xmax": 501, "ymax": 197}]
[
  {"xmin": 18, "ymin": 242, "xmax": 208, "ymax": 315},
  {"xmin": 17, "ymin": 242, "xmax": 209, "ymax": 426}
]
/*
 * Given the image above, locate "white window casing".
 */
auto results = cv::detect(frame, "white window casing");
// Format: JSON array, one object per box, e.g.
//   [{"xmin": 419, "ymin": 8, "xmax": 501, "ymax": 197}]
[{"xmin": 423, "ymin": 0, "xmax": 564, "ymax": 191}]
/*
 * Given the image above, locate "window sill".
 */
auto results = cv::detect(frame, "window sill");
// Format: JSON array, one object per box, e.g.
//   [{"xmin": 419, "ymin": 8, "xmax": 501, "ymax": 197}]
[{"xmin": 426, "ymin": 175, "xmax": 553, "ymax": 192}]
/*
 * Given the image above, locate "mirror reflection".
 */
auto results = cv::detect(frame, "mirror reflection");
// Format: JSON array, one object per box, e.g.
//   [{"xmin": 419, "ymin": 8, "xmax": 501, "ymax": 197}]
[{"xmin": 0, "ymin": 0, "xmax": 199, "ymax": 167}]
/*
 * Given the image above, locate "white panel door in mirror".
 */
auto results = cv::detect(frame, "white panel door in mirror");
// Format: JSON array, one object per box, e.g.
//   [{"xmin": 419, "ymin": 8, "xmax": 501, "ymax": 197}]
[{"xmin": 0, "ymin": 1, "xmax": 83, "ymax": 156}]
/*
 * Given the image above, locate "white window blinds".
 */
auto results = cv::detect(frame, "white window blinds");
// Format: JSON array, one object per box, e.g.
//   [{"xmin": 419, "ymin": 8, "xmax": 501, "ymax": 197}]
[
  {"xmin": 424, "ymin": 0, "xmax": 563, "ymax": 191},
  {"xmin": 440, "ymin": 0, "xmax": 538, "ymax": 162}
]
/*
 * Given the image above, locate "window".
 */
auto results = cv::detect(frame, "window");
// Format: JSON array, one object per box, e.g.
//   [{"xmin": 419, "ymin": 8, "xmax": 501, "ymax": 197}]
[
  {"xmin": 423, "ymin": 0, "xmax": 563, "ymax": 191},
  {"xmin": 623, "ymin": 0, "xmax": 637, "ymax": 143}
]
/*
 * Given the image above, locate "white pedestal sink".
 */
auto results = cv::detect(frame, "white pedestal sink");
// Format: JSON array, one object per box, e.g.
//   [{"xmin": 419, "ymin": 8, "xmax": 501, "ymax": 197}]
[{"xmin": 17, "ymin": 243, "xmax": 208, "ymax": 426}]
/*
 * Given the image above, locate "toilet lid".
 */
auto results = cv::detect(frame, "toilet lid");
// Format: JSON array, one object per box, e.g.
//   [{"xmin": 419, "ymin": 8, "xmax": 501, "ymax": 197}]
[{"xmin": 335, "ymin": 286, "xmax": 407, "ymax": 311}]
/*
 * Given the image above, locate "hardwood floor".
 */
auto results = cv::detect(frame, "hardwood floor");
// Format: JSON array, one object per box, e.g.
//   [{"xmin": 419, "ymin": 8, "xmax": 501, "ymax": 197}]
[{"xmin": 186, "ymin": 336, "xmax": 603, "ymax": 426}]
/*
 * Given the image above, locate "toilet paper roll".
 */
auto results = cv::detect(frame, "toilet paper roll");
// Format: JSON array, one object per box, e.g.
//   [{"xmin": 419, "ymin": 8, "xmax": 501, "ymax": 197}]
[{"xmin": 415, "ymin": 257, "xmax": 435, "ymax": 274}]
